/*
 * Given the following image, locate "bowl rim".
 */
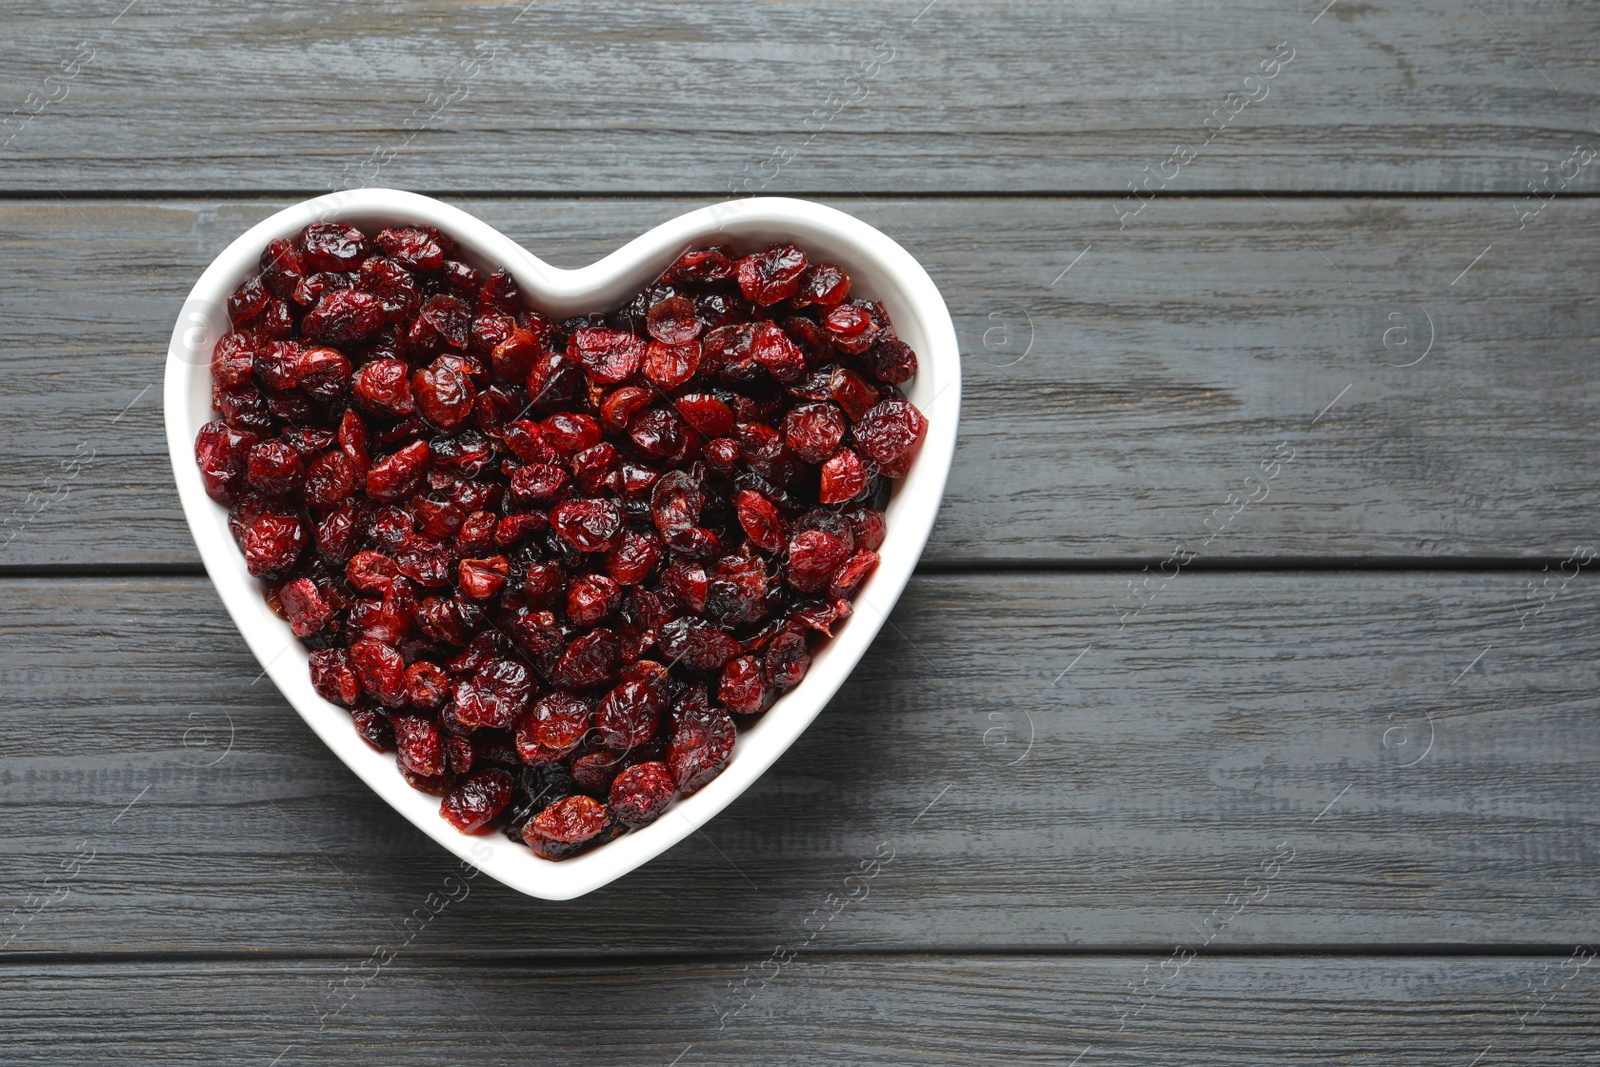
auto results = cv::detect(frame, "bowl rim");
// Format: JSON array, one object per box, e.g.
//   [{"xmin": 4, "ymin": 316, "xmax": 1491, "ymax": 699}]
[{"xmin": 163, "ymin": 189, "xmax": 961, "ymax": 899}]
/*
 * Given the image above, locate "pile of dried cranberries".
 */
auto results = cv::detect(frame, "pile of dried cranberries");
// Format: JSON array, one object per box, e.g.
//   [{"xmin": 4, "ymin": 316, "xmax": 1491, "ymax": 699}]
[{"xmin": 194, "ymin": 220, "xmax": 927, "ymax": 860}]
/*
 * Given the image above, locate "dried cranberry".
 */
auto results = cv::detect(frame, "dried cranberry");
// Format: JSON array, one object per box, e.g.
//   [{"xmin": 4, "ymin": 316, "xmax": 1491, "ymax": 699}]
[
  {"xmin": 454, "ymin": 658, "xmax": 533, "ymax": 730},
  {"xmin": 667, "ymin": 704, "xmax": 736, "ymax": 794},
  {"xmin": 522, "ymin": 795, "xmax": 609, "ymax": 859},
  {"xmin": 609, "ymin": 762, "xmax": 675, "ymax": 828},
  {"xmin": 854, "ymin": 398, "xmax": 928, "ymax": 478},
  {"xmin": 441, "ymin": 769, "xmax": 513, "ymax": 833},
  {"xmin": 736, "ymin": 244, "xmax": 807, "ymax": 306}
]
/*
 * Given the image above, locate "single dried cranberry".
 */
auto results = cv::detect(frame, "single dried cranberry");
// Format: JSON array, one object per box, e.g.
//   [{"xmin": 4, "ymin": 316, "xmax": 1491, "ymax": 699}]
[
  {"xmin": 351, "ymin": 639, "xmax": 408, "ymax": 707},
  {"xmin": 260, "ymin": 238, "xmax": 306, "ymax": 299},
  {"xmin": 392, "ymin": 712, "xmax": 446, "ymax": 776},
  {"xmin": 567, "ymin": 573, "xmax": 623, "ymax": 627},
  {"xmin": 735, "ymin": 489, "xmax": 786, "ymax": 554},
  {"xmin": 663, "ymin": 247, "xmax": 734, "ymax": 285},
  {"xmin": 352, "ymin": 709, "xmax": 395, "ymax": 751},
  {"xmin": 243, "ymin": 510, "xmax": 306, "ymax": 577},
  {"xmin": 862, "ymin": 336, "xmax": 917, "ymax": 385},
  {"xmin": 246, "ymin": 440, "xmax": 305, "ymax": 495},
  {"xmin": 819, "ymin": 448, "xmax": 869, "ymax": 504},
  {"xmin": 642, "ymin": 341, "xmax": 700, "ymax": 389},
  {"xmin": 793, "ymin": 262, "xmax": 850, "ymax": 307},
  {"xmin": 552, "ymin": 628, "xmax": 622, "ymax": 690},
  {"xmin": 516, "ymin": 691, "xmax": 591, "ymax": 763},
  {"xmin": 352, "ymin": 358, "xmax": 416, "ymax": 417},
  {"xmin": 454, "ymin": 658, "xmax": 533, "ymax": 730},
  {"xmin": 752, "ymin": 322, "xmax": 807, "ymax": 384},
  {"xmin": 843, "ymin": 505, "xmax": 887, "ymax": 552},
  {"xmin": 570, "ymin": 327, "xmax": 645, "ymax": 385},
  {"xmin": 608, "ymin": 761, "xmax": 676, "ymax": 828},
  {"xmin": 303, "ymin": 289, "xmax": 383, "ymax": 348},
  {"xmin": 405, "ymin": 661, "xmax": 451, "ymax": 709},
  {"xmin": 413, "ymin": 356, "xmax": 477, "ymax": 432},
  {"xmin": 412, "ymin": 294, "xmax": 472, "ymax": 351},
  {"xmin": 829, "ymin": 550, "xmax": 879, "ymax": 597},
  {"xmin": 458, "ymin": 555, "xmax": 510, "ymax": 600},
  {"xmin": 628, "ymin": 407, "xmax": 684, "ymax": 460},
  {"xmin": 309, "ymin": 647, "xmax": 362, "ymax": 706},
  {"xmin": 366, "ymin": 441, "xmax": 430, "ymax": 501},
  {"xmin": 736, "ymin": 243, "xmax": 807, "ymax": 306},
  {"xmin": 854, "ymin": 398, "xmax": 928, "ymax": 478},
  {"xmin": 551, "ymin": 498, "xmax": 624, "ymax": 553},
  {"xmin": 441, "ymin": 769, "xmax": 513, "ymax": 833},
  {"xmin": 783, "ymin": 402, "xmax": 847, "ymax": 464},
  {"xmin": 763, "ymin": 629, "xmax": 811, "ymax": 689},
  {"xmin": 658, "ymin": 616, "xmax": 740, "ymax": 672},
  {"xmin": 667, "ymin": 704, "xmax": 736, "ymax": 794},
  {"xmin": 300, "ymin": 222, "xmax": 369, "ymax": 272},
  {"xmin": 719, "ymin": 655, "xmax": 767, "ymax": 715},
  {"xmin": 674, "ymin": 393, "xmax": 734, "ymax": 438},
  {"xmin": 603, "ymin": 530, "xmax": 662, "ymax": 585},
  {"xmin": 646, "ymin": 295, "xmax": 702, "ymax": 345},
  {"xmin": 375, "ymin": 226, "xmax": 446, "ymax": 271},
  {"xmin": 540, "ymin": 412, "xmax": 602, "ymax": 453},
  {"xmin": 823, "ymin": 302, "xmax": 879, "ymax": 354},
  {"xmin": 594, "ymin": 679, "xmax": 664, "ymax": 749},
  {"xmin": 279, "ymin": 577, "xmax": 333, "ymax": 637},
  {"xmin": 195, "ymin": 420, "xmax": 260, "ymax": 504},
  {"xmin": 522, "ymin": 795, "xmax": 609, "ymax": 859}
]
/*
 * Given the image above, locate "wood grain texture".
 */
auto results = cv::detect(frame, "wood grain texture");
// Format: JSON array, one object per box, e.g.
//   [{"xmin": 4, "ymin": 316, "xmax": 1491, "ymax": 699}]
[
  {"xmin": 2, "ymin": 197, "xmax": 1599, "ymax": 568},
  {"xmin": 2, "ymin": 572, "xmax": 1595, "ymax": 954},
  {"xmin": 3, "ymin": 955, "xmax": 1597, "ymax": 1065},
  {"xmin": 1, "ymin": 1, "xmax": 1598, "ymax": 194}
]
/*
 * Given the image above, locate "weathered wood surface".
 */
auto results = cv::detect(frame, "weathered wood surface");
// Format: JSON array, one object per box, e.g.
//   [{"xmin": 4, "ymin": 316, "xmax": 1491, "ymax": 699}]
[
  {"xmin": 2, "ymin": 572, "xmax": 1595, "ymax": 954},
  {"xmin": 2, "ymin": 1, "xmax": 1598, "ymax": 195},
  {"xmin": 3, "ymin": 197, "xmax": 1599, "ymax": 569},
  {"xmin": 4, "ymin": 955, "xmax": 1597, "ymax": 1065}
]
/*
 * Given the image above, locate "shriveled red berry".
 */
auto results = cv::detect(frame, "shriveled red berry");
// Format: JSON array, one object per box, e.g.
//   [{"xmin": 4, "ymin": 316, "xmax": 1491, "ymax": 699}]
[
  {"xmin": 522, "ymin": 795, "xmax": 609, "ymax": 859},
  {"xmin": 823, "ymin": 302, "xmax": 879, "ymax": 354},
  {"xmin": 658, "ymin": 616, "xmax": 740, "ymax": 672},
  {"xmin": 642, "ymin": 341, "xmax": 700, "ymax": 389},
  {"xmin": 594, "ymin": 679, "xmax": 664, "ymax": 749},
  {"xmin": 195, "ymin": 420, "xmax": 260, "ymax": 504},
  {"xmin": 793, "ymin": 262, "xmax": 850, "ymax": 307},
  {"xmin": 279, "ymin": 577, "xmax": 333, "ymax": 637},
  {"xmin": 667, "ymin": 704, "xmax": 736, "ymax": 794},
  {"xmin": 570, "ymin": 327, "xmax": 645, "ymax": 385},
  {"xmin": 309, "ymin": 647, "xmax": 362, "ymax": 707},
  {"xmin": 646, "ymin": 295, "xmax": 702, "ymax": 345},
  {"xmin": 663, "ymin": 247, "xmax": 734, "ymax": 285},
  {"xmin": 517, "ymin": 691, "xmax": 591, "ymax": 763},
  {"xmin": 674, "ymin": 393, "xmax": 734, "ymax": 438},
  {"xmin": 552, "ymin": 628, "xmax": 622, "ymax": 690},
  {"xmin": 303, "ymin": 289, "xmax": 383, "ymax": 348},
  {"xmin": 300, "ymin": 222, "xmax": 369, "ymax": 272},
  {"xmin": 351, "ymin": 639, "xmax": 407, "ymax": 706},
  {"xmin": 392, "ymin": 712, "xmax": 445, "ymax": 776},
  {"xmin": 854, "ymin": 398, "xmax": 928, "ymax": 478},
  {"xmin": 819, "ymin": 448, "xmax": 869, "ymax": 504},
  {"xmin": 246, "ymin": 440, "xmax": 305, "ymax": 495},
  {"xmin": 454, "ymin": 657, "xmax": 533, "ymax": 730},
  {"xmin": 366, "ymin": 441, "xmax": 430, "ymax": 501},
  {"xmin": 719, "ymin": 655, "xmax": 768, "ymax": 715},
  {"xmin": 608, "ymin": 762, "xmax": 675, "ymax": 828},
  {"xmin": 540, "ymin": 412, "xmax": 602, "ymax": 453},
  {"xmin": 829, "ymin": 550, "xmax": 879, "ymax": 597},
  {"xmin": 567, "ymin": 573, "xmax": 623, "ymax": 627},
  {"xmin": 375, "ymin": 226, "xmax": 445, "ymax": 271},
  {"xmin": 457, "ymin": 555, "xmax": 508, "ymax": 600},
  {"xmin": 352, "ymin": 358, "xmax": 416, "ymax": 417},
  {"xmin": 412, "ymin": 356, "xmax": 477, "ymax": 432},
  {"xmin": 551, "ymin": 498, "xmax": 624, "ymax": 552},
  {"xmin": 735, "ymin": 489, "xmax": 786, "ymax": 554},
  {"xmin": 783, "ymin": 402, "xmax": 846, "ymax": 464},
  {"xmin": 242, "ymin": 510, "xmax": 306, "ymax": 577},
  {"xmin": 736, "ymin": 243, "xmax": 807, "ymax": 306},
  {"xmin": 441, "ymin": 769, "xmax": 513, "ymax": 833},
  {"xmin": 405, "ymin": 661, "xmax": 451, "ymax": 709}
]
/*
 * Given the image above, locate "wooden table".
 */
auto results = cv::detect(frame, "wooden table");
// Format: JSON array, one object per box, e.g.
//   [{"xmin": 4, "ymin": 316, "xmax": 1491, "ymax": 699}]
[{"xmin": 3, "ymin": 1, "xmax": 1598, "ymax": 1062}]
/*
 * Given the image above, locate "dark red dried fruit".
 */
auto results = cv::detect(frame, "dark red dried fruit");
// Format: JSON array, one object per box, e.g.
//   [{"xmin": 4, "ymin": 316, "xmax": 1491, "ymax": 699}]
[
  {"xmin": 608, "ymin": 761, "xmax": 675, "ymax": 828},
  {"xmin": 522, "ymin": 794, "xmax": 609, "ymax": 859},
  {"xmin": 199, "ymin": 225, "xmax": 927, "ymax": 861},
  {"xmin": 736, "ymin": 243, "xmax": 807, "ymax": 306},
  {"xmin": 441, "ymin": 769, "xmax": 513, "ymax": 833}
]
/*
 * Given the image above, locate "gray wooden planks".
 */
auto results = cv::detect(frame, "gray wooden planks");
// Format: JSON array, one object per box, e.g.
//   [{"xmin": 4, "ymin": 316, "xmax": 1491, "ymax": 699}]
[
  {"xmin": 2, "ymin": 197, "xmax": 1599, "ymax": 568},
  {"xmin": 1, "ymin": 1, "xmax": 1598, "ymax": 195},
  {"xmin": 3, "ymin": 955, "xmax": 1597, "ymax": 1065},
  {"xmin": 1, "ymin": 572, "xmax": 1596, "ymax": 953}
]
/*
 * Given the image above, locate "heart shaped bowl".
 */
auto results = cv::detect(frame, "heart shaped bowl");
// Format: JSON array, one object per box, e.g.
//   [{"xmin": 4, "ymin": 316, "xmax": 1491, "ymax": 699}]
[{"xmin": 164, "ymin": 189, "xmax": 960, "ymax": 899}]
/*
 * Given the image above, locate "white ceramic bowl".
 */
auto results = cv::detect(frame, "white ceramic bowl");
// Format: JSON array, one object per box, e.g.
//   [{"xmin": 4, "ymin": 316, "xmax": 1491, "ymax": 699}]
[{"xmin": 164, "ymin": 190, "xmax": 960, "ymax": 899}]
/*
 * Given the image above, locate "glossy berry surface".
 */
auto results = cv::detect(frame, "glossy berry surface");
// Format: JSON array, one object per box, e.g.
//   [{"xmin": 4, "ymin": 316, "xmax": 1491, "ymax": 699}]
[{"xmin": 197, "ymin": 227, "xmax": 926, "ymax": 860}]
